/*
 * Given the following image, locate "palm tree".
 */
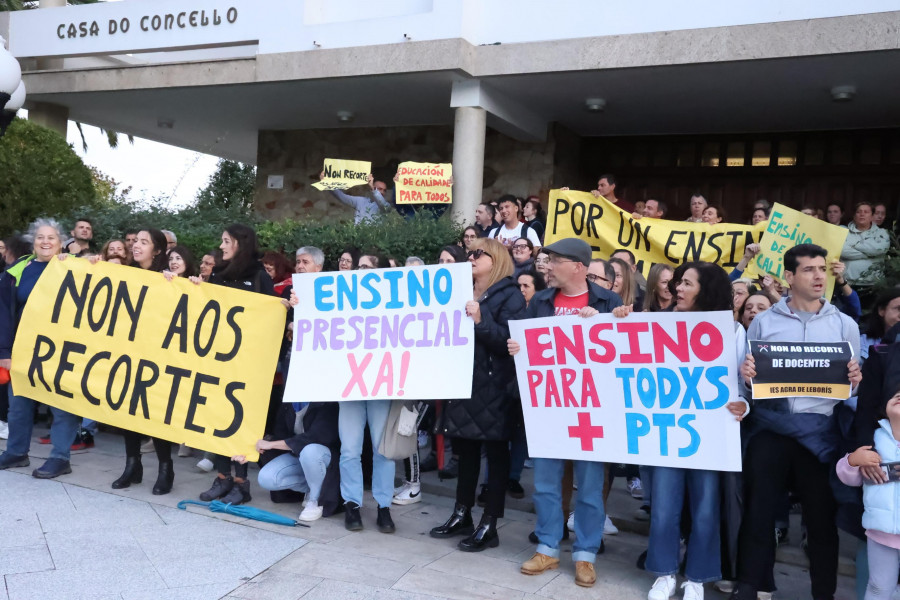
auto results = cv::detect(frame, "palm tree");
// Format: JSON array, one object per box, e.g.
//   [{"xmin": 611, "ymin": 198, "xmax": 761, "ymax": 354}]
[{"xmin": 3, "ymin": 0, "xmax": 131, "ymax": 149}]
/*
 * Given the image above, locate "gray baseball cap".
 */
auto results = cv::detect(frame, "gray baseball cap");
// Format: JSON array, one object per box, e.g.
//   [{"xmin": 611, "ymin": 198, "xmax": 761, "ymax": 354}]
[{"xmin": 542, "ymin": 238, "xmax": 592, "ymax": 266}]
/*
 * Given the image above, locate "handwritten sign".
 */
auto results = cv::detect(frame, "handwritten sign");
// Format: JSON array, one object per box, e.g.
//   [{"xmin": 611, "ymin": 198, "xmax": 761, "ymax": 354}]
[
  {"xmin": 754, "ymin": 203, "xmax": 848, "ymax": 299},
  {"xmin": 545, "ymin": 190, "xmax": 766, "ymax": 278},
  {"xmin": 10, "ymin": 258, "xmax": 285, "ymax": 461},
  {"xmin": 750, "ymin": 340, "xmax": 852, "ymax": 400},
  {"xmin": 285, "ymin": 264, "xmax": 475, "ymax": 401},
  {"xmin": 395, "ymin": 162, "xmax": 453, "ymax": 204},
  {"xmin": 312, "ymin": 158, "xmax": 372, "ymax": 191},
  {"xmin": 509, "ymin": 311, "xmax": 742, "ymax": 471}
]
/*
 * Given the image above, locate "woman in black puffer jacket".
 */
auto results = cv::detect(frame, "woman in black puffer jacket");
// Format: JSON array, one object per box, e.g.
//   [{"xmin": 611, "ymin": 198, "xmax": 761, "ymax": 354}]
[
  {"xmin": 431, "ymin": 237, "xmax": 526, "ymax": 551},
  {"xmin": 196, "ymin": 224, "xmax": 274, "ymax": 506}
]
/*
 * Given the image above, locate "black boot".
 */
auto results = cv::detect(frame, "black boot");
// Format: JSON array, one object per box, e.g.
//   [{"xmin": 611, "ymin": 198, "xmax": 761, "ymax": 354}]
[
  {"xmin": 112, "ymin": 456, "xmax": 143, "ymax": 489},
  {"xmin": 377, "ymin": 507, "xmax": 395, "ymax": 533},
  {"xmin": 458, "ymin": 514, "xmax": 499, "ymax": 552},
  {"xmin": 345, "ymin": 501, "xmax": 363, "ymax": 531},
  {"xmin": 199, "ymin": 475, "xmax": 233, "ymax": 501},
  {"xmin": 152, "ymin": 460, "xmax": 174, "ymax": 495},
  {"xmin": 221, "ymin": 479, "xmax": 251, "ymax": 505},
  {"xmin": 430, "ymin": 502, "xmax": 474, "ymax": 538}
]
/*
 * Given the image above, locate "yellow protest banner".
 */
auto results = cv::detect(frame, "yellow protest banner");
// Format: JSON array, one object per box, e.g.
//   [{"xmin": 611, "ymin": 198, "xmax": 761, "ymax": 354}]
[
  {"xmin": 10, "ymin": 258, "xmax": 286, "ymax": 461},
  {"xmin": 395, "ymin": 162, "xmax": 453, "ymax": 204},
  {"xmin": 754, "ymin": 202, "xmax": 848, "ymax": 299},
  {"xmin": 545, "ymin": 190, "xmax": 766, "ymax": 277},
  {"xmin": 312, "ymin": 158, "xmax": 372, "ymax": 191}
]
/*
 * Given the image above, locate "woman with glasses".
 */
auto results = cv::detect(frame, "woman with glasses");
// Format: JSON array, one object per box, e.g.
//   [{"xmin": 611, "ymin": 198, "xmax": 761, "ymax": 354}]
[
  {"xmin": 511, "ymin": 238, "xmax": 535, "ymax": 278},
  {"xmin": 462, "ymin": 227, "xmax": 481, "ymax": 251},
  {"xmin": 337, "ymin": 247, "xmax": 360, "ymax": 271},
  {"xmin": 432, "ymin": 238, "xmax": 526, "ymax": 551}
]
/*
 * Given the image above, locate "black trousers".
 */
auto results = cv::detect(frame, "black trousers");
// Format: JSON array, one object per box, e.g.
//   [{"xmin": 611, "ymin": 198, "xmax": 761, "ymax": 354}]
[
  {"xmin": 123, "ymin": 431, "xmax": 172, "ymax": 462},
  {"xmin": 453, "ymin": 437, "xmax": 510, "ymax": 518},
  {"xmin": 214, "ymin": 454, "xmax": 248, "ymax": 479},
  {"xmin": 736, "ymin": 430, "xmax": 838, "ymax": 599}
]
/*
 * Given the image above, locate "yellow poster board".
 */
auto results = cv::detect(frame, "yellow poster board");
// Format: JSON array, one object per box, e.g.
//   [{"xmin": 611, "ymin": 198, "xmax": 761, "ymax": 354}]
[
  {"xmin": 754, "ymin": 202, "xmax": 848, "ymax": 299},
  {"xmin": 545, "ymin": 190, "xmax": 766, "ymax": 277},
  {"xmin": 395, "ymin": 162, "xmax": 453, "ymax": 204},
  {"xmin": 312, "ymin": 158, "xmax": 372, "ymax": 191},
  {"xmin": 10, "ymin": 258, "xmax": 286, "ymax": 461}
]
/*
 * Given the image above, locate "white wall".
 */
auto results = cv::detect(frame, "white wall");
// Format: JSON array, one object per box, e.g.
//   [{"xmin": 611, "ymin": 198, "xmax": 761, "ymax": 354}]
[{"xmin": 8, "ymin": 0, "xmax": 900, "ymax": 61}]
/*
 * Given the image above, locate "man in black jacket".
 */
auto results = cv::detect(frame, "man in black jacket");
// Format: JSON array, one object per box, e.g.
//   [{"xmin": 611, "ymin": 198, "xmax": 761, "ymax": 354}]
[{"xmin": 511, "ymin": 238, "xmax": 622, "ymax": 588}]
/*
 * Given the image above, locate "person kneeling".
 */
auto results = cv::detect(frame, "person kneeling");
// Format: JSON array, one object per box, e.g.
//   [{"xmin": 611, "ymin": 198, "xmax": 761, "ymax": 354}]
[{"xmin": 233, "ymin": 402, "xmax": 341, "ymax": 522}]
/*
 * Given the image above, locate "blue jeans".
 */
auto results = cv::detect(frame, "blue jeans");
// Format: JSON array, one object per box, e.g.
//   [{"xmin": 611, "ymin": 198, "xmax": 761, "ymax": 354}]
[
  {"xmin": 640, "ymin": 465, "xmax": 654, "ymax": 507},
  {"xmin": 647, "ymin": 467, "xmax": 721, "ymax": 583},
  {"xmin": 534, "ymin": 458, "xmax": 605, "ymax": 563},
  {"xmin": 3, "ymin": 386, "xmax": 81, "ymax": 461},
  {"xmin": 81, "ymin": 419, "xmax": 97, "ymax": 435},
  {"xmin": 257, "ymin": 445, "xmax": 331, "ymax": 503},
  {"xmin": 338, "ymin": 400, "xmax": 394, "ymax": 508}
]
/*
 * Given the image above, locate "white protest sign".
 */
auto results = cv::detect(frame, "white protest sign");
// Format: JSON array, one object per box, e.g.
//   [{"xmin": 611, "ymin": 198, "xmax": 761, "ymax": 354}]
[
  {"xmin": 509, "ymin": 311, "xmax": 742, "ymax": 471},
  {"xmin": 285, "ymin": 263, "xmax": 474, "ymax": 401}
]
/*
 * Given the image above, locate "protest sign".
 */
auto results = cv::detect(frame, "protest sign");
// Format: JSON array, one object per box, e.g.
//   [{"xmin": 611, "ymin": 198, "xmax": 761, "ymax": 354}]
[
  {"xmin": 754, "ymin": 203, "xmax": 848, "ymax": 299},
  {"xmin": 10, "ymin": 258, "xmax": 285, "ymax": 461},
  {"xmin": 396, "ymin": 162, "xmax": 453, "ymax": 204},
  {"xmin": 749, "ymin": 340, "xmax": 852, "ymax": 400},
  {"xmin": 312, "ymin": 158, "xmax": 372, "ymax": 191},
  {"xmin": 285, "ymin": 263, "xmax": 475, "ymax": 401},
  {"xmin": 544, "ymin": 190, "xmax": 766, "ymax": 278},
  {"xmin": 509, "ymin": 311, "xmax": 742, "ymax": 471}
]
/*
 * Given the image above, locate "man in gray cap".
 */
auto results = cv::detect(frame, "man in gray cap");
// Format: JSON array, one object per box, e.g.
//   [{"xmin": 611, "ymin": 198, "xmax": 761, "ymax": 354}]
[{"xmin": 509, "ymin": 237, "xmax": 621, "ymax": 588}]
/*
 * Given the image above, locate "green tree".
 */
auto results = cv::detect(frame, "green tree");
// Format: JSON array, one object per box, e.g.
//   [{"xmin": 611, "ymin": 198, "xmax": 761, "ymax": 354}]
[
  {"xmin": 195, "ymin": 159, "xmax": 257, "ymax": 214},
  {"xmin": 0, "ymin": 117, "xmax": 96, "ymax": 233}
]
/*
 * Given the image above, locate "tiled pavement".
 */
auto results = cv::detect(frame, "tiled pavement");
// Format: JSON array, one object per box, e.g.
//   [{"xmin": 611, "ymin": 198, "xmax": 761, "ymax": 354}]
[{"xmin": 1, "ymin": 429, "xmax": 861, "ymax": 599}]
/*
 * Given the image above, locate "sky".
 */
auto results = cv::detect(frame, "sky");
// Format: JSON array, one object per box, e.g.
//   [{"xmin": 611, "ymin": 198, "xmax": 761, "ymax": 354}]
[{"xmin": 21, "ymin": 108, "xmax": 221, "ymax": 209}]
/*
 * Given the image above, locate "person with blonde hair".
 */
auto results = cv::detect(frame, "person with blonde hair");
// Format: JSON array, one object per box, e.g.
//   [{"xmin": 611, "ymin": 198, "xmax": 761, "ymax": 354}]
[{"xmin": 431, "ymin": 237, "xmax": 526, "ymax": 551}]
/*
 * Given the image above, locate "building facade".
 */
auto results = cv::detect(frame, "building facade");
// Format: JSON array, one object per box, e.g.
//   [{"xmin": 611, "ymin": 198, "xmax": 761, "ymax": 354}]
[{"xmin": 4, "ymin": 0, "xmax": 900, "ymax": 223}]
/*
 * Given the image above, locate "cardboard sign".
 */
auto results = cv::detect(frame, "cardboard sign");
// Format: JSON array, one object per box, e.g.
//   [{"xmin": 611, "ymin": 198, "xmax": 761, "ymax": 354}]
[
  {"xmin": 10, "ymin": 258, "xmax": 285, "ymax": 461},
  {"xmin": 285, "ymin": 264, "xmax": 475, "ymax": 401},
  {"xmin": 544, "ymin": 190, "xmax": 766, "ymax": 278},
  {"xmin": 312, "ymin": 158, "xmax": 372, "ymax": 191},
  {"xmin": 395, "ymin": 162, "xmax": 453, "ymax": 204},
  {"xmin": 510, "ymin": 311, "xmax": 742, "ymax": 471},
  {"xmin": 749, "ymin": 340, "xmax": 852, "ymax": 400},
  {"xmin": 754, "ymin": 203, "xmax": 848, "ymax": 299}
]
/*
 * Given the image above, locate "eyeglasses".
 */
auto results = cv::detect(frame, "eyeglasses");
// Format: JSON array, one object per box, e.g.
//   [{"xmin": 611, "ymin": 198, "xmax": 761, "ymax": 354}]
[
  {"xmin": 512, "ymin": 244, "xmax": 531, "ymax": 251},
  {"xmin": 338, "ymin": 258, "xmax": 353, "ymax": 265},
  {"xmin": 586, "ymin": 274, "xmax": 610, "ymax": 284},
  {"xmin": 467, "ymin": 249, "xmax": 493, "ymax": 261}
]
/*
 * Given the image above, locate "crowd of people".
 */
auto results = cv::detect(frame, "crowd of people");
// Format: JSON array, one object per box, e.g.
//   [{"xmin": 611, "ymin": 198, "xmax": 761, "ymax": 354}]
[{"xmin": 0, "ymin": 174, "xmax": 898, "ymax": 600}]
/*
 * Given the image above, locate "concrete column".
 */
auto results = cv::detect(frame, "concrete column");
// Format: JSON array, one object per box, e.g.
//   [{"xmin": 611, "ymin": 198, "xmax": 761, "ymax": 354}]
[
  {"xmin": 37, "ymin": 0, "xmax": 66, "ymax": 70},
  {"xmin": 28, "ymin": 101, "xmax": 68, "ymax": 136},
  {"xmin": 450, "ymin": 106, "xmax": 486, "ymax": 225}
]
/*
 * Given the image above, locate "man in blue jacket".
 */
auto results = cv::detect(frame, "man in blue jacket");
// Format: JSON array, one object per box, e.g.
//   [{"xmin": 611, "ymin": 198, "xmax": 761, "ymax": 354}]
[
  {"xmin": 509, "ymin": 238, "xmax": 622, "ymax": 588},
  {"xmin": 733, "ymin": 244, "xmax": 862, "ymax": 600}
]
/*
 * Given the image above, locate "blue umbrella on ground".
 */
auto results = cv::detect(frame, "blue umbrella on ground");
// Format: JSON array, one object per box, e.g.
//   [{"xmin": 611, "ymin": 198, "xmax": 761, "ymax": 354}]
[{"xmin": 177, "ymin": 499, "xmax": 310, "ymax": 527}]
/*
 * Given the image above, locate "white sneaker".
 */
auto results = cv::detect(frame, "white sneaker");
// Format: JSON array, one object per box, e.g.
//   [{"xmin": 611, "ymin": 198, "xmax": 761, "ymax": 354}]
[
  {"xmin": 647, "ymin": 575, "xmax": 676, "ymax": 600},
  {"xmin": 713, "ymin": 580, "xmax": 735, "ymax": 594},
  {"xmin": 681, "ymin": 581, "xmax": 703, "ymax": 600},
  {"xmin": 0, "ymin": 420, "xmax": 8, "ymax": 440},
  {"xmin": 757, "ymin": 593, "xmax": 773, "ymax": 600},
  {"xmin": 392, "ymin": 481, "xmax": 421, "ymax": 505},
  {"xmin": 628, "ymin": 477, "xmax": 644, "ymax": 499},
  {"xmin": 393, "ymin": 481, "xmax": 409, "ymax": 496},
  {"xmin": 298, "ymin": 501, "xmax": 323, "ymax": 522},
  {"xmin": 603, "ymin": 515, "xmax": 618, "ymax": 535},
  {"xmin": 566, "ymin": 511, "xmax": 575, "ymax": 532},
  {"xmin": 196, "ymin": 458, "xmax": 214, "ymax": 472}
]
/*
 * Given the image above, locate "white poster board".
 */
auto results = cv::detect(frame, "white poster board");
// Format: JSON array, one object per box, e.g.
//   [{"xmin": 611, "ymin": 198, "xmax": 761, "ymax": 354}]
[
  {"xmin": 285, "ymin": 263, "xmax": 474, "ymax": 401},
  {"xmin": 509, "ymin": 311, "xmax": 742, "ymax": 471}
]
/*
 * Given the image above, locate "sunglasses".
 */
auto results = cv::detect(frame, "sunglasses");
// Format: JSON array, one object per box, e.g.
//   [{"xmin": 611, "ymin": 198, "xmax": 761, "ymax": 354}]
[{"xmin": 467, "ymin": 249, "xmax": 493, "ymax": 261}]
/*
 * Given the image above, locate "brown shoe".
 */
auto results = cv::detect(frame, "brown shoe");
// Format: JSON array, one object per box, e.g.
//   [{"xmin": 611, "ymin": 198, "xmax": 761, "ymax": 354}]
[
  {"xmin": 520, "ymin": 552, "xmax": 560, "ymax": 575},
  {"xmin": 574, "ymin": 561, "xmax": 596, "ymax": 587}
]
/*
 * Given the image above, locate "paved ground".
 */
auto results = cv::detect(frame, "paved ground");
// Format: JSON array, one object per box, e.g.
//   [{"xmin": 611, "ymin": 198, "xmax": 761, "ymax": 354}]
[{"xmin": 1, "ymin": 428, "xmax": 862, "ymax": 600}]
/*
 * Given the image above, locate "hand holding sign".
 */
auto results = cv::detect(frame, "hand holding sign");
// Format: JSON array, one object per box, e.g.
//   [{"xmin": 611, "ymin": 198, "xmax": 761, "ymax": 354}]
[
  {"xmin": 312, "ymin": 159, "xmax": 372, "ymax": 191},
  {"xmin": 749, "ymin": 341, "xmax": 853, "ymax": 400}
]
